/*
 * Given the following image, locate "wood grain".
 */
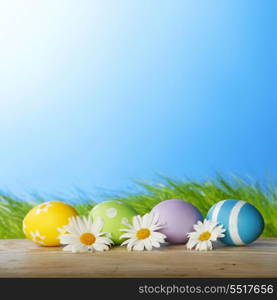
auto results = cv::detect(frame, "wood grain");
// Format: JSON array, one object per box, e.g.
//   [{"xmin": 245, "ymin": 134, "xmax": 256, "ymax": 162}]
[{"xmin": 0, "ymin": 238, "xmax": 276, "ymax": 277}]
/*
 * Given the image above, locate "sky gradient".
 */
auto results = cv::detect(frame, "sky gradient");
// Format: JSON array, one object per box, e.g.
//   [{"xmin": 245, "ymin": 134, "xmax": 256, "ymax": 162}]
[{"xmin": 0, "ymin": 1, "xmax": 276, "ymax": 197}]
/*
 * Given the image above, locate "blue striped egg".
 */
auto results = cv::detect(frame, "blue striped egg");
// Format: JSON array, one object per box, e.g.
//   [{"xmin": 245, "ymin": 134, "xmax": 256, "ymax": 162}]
[{"xmin": 207, "ymin": 199, "xmax": 264, "ymax": 246}]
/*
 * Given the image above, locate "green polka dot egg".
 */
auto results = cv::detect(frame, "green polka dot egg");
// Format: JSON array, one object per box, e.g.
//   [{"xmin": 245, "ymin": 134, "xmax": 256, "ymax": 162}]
[{"xmin": 89, "ymin": 201, "xmax": 137, "ymax": 245}]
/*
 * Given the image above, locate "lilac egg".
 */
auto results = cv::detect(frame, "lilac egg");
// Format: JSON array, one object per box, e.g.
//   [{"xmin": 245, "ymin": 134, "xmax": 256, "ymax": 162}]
[{"xmin": 151, "ymin": 199, "xmax": 203, "ymax": 244}]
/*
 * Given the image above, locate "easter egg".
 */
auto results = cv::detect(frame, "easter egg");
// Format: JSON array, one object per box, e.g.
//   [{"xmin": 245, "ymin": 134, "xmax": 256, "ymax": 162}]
[
  {"xmin": 206, "ymin": 199, "xmax": 264, "ymax": 246},
  {"xmin": 151, "ymin": 199, "xmax": 203, "ymax": 244},
  {"xmin": 89, "ymin": 201, "xmax": 137, "ymax": 245},
  {"xmin": 23, "ymin": 201, "xmax": 78, "ymax": 246}
]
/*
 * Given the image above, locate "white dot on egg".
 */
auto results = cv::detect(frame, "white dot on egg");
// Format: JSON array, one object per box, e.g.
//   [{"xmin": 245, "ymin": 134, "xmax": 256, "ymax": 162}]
[
  {"xmin": 117, "ymin": 201, "xmax": 123, "ymax": 204},
  {"xmin": 121, "ymin": 217, "xmax": 129, "ymax": 225},
  {"xmin": 106, "ymin": 207, "xmax": 117, "ymax": 218}
]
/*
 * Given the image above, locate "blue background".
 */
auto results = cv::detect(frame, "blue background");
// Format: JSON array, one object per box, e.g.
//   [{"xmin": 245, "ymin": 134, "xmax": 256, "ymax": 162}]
[{"xmin": 0, "ymin": 1, "xmax": 276, "ymax": 196}]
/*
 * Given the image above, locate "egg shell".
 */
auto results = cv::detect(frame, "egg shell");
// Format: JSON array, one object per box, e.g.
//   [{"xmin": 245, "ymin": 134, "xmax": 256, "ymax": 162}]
[
  {"xmin": 23, "ymin": 201, "xmax": 78, "ymax": 246},
  {"xmin": 89, "ymin": 201, "xmax": 137, "ymax": 245},
  {"xmin": 206, "ymin": 199, "xmax": 264, "ymax": 246},
  {"xmin": 151, "ymin": 199, "xmax": 203, "ymax": 244}
]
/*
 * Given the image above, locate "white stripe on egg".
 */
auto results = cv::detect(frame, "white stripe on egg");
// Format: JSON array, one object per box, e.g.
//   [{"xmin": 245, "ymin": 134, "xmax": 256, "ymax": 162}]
[
  {"xmin": 229, "ymin": 200, "xmax": 246, "ymax": 245},
  {"xmin": 211, "ymin": 200, "xmax": 226, "ymax": 222}
]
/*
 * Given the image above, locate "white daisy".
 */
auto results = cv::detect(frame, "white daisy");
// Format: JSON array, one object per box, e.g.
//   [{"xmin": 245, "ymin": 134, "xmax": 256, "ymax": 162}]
[
  {"xmin": 35, "ymin": 202, "xmax": 52, "ymax": 215},
  {"xmin": 120, "ymin": 212, "xmax": 166, "ymax": 251},
  {"xmin": 187, "ymin": 219, "xmax": 226, "ymax": 251},
  {"xmin": 58, "ymin": 216, "xmax": 113, "ymax": 252}
]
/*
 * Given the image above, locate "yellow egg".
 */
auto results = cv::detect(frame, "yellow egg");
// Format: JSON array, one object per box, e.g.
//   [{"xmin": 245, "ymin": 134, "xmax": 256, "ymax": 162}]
[{"xmin": 23, "ymin": 201, "xmax": 78, "ymax": 246}]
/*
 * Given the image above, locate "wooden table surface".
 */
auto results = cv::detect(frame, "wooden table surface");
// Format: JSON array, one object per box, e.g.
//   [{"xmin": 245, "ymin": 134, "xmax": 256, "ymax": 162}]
[{"xmin": 0, "ymin": 238, "xmax": 276, "ymax": 278}]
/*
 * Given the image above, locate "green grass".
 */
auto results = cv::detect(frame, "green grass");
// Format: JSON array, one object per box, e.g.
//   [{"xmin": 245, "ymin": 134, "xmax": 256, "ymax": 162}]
[{"xmin": 0, "ymin": 175, "xmax": 276, "ymax": 239}]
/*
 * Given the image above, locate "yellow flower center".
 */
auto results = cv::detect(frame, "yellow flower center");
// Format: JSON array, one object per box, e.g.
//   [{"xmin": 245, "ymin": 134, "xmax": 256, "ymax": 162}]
[
  {"xmin": 199, "ymin": 232, "xmax": 211, "ymax": 241},
  {"xmin": 80, "ymin": 233, "xmax": 96, "ymax": 245},
  {"xmin": 136, "ymin": 228, "xmax": 151, "ymax": 240}
]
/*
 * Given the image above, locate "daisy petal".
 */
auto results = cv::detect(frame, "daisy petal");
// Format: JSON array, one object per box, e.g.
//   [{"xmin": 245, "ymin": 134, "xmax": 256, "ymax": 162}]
[
  {"xmin": 59, "ymin": 234, "xmax": 79, "ymax": 245},
  {"xmin": 92, "ymin": 217, "xmax": 104, "ymax": 234},
  {"xmin": 121, "ymin": 239, "xmax": 131, "ymax": 246},
  {"xmin": 120, "ymin": 233, "xmax": 134, "ymax": 239},
  {"xmin": 152, "ymin": 231, "xmax": 167, "ymax": 241},
  {"xmin": 126, "ymin": 239, "xmax": 137, "ymax": 251},
  {"xmin": 152, "ymin": 212, "xmax": 160, "ymax": 226},
  {"xmin": 186, "ymin": 238, "xmax": 198, "ymax": 250},
  {"xmin": 133, "ymin": 240, "xmax": 145, "ymax": 251},
  {"xmin": 133, "ymin": 216, "xmax": 141, "ymax": 230},
  {"xmin": 144, "ymin": 238, "xmax": 153, "ymax": 251},
  {"xmin": 199, "ymin": 241, "xmax": 208, "ymax": 251}
]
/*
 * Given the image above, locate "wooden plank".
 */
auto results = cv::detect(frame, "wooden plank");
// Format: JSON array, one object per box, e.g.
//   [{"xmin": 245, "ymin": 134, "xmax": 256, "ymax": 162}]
[{"xmin": 0, "ymin": 238, "xmax": 276, "ymax": 278}]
